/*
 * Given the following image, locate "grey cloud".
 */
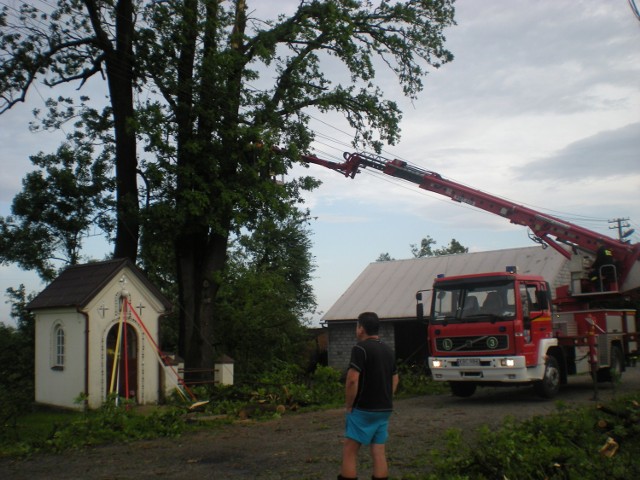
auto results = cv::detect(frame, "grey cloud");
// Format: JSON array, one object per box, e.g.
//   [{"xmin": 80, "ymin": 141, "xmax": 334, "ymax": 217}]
[
  {"xmin": 428, "ymin": 1, "xmax": 640, "ymax": 118},
  {"xmin": 514, "ymin": 122, "xmax": 640, "ymax": 180}
]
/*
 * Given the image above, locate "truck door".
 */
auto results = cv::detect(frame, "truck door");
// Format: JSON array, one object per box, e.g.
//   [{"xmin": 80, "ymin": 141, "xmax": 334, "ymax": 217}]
[{"xmin": 519, "ymin": 282, "xmax": 551, "ymax": 366}]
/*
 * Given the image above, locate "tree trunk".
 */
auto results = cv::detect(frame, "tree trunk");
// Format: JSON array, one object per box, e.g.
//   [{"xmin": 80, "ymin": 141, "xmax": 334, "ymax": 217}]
[
  {"xmin": 176, "ymin": 227, "xmax": 228, "ymax": 380},
  {"xmin": 101, "ymin": 0, "xmax": 139, "ymax": 261},
  {"xmin": 174, "ymin": 0, "xmax": 248, "ymax": 376},
  {"xmin": 174, "ymin": 0, "xmax": 214, "ymax": 377}
]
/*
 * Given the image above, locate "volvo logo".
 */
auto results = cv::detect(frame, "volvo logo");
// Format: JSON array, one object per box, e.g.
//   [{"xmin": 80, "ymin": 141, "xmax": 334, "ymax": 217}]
[
  {"xmin": 442, "ymin": 338, "xmax": 453, "ymax": 350},
  {"xmin": 486, "ymin": 336, "xmax": 499, "ymax": 349}
]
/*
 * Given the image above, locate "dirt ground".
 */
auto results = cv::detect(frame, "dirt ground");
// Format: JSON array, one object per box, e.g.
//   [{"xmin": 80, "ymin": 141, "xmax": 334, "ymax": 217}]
[{"xmin": 2, "ymin": 368, "xmax": 639, "ymax": 480}]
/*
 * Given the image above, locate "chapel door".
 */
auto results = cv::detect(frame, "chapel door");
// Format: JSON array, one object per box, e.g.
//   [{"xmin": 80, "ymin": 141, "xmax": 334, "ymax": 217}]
[{"xmin": 106, "ymin": 324, "xmax": 138, "ymax": 402}]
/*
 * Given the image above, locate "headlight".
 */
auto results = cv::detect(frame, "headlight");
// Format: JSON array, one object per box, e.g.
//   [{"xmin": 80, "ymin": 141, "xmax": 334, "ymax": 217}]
[
  {"xmin": 432, "ymin": 359, "xmax": 442, "ymax": 368},
  {"xmin": 500, "ymin": 358, "xmax": 515, "ymax": 367}
]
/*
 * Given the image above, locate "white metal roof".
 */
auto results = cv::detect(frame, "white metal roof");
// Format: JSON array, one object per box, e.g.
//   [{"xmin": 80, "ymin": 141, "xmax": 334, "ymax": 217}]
[{"xmin": 322, "ymin": 246, "xmax": 568, "ymax": 322}]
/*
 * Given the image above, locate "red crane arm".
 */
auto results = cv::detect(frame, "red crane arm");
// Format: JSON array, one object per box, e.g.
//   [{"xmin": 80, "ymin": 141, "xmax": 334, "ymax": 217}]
[{"xmin": 300, "ymin": 151, "xmax": 640, "ymax": 283}]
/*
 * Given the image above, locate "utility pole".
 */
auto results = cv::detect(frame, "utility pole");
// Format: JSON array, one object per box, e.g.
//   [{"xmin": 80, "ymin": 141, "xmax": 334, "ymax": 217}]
[{"xmin": 609, "ymin": 217, "xmax": 634, "ymax": 243}]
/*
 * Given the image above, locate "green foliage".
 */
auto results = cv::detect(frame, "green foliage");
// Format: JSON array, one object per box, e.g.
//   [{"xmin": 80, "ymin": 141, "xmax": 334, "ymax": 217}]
[
  {"xmin": 379, "ymin": 236, "xmax": 469, "ymax": 262},
  {"xmin": 411, "ymin": 236, "xmax": 469, "ymax": 258},
  {"xmin": 1, "ymin": 399, "xmax": 186, "ymax": 457},
  {"xmin": 0, "ymin": 138, "xmax": 115, "ymax": 281},
  {"xmin": 214, "ymin": 216, "xmax": 317, "ymax": 380},
  {"xmin": 0, "ymin": 324, "xmax": 33, "ymax": 443},
  {"xmin": 1, "ymin": 0, "xmax": 456, "ymax": 374},
  {"xmin": 395, "ymin": 362, "xmax": 449, "ymax": 397},
  {"xmin": 3, "ymin": 361, "xmax": 639, "ymax": 480},
  {"xmin": 200, "ymin": 363, "xmax": 440, "ymax": 420},
  {"xmin": 421, "ymin": 393, "xmax": 640, "ymax": 480},
  {"xmin": 204, "ymin": 364, "xmax": 343, "ymax": 418},
  {"xmin": 0, "ymin": 409, "xmax": 82, "ymax": 457},
  {"xmin": 0, "ymin": 286, "xmax": 36, "ymax": 442},
  {"xmin": 0, "ymin": 362, "xmax": 343, "ymax": 456},
  {"xmin": 134, "ymin": 0, "xmax": 455, "ymax": 370}
]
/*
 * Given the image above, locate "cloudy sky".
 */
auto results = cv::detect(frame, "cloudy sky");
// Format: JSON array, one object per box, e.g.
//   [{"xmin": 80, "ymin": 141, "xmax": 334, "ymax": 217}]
[{"xmin": 1, "ymin": 0, "xmax": 639, "ymax": 325}]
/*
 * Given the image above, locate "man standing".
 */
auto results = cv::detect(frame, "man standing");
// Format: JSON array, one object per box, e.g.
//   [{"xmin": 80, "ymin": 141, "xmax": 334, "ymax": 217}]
[
  {"xmin": 339, "ymin": 312, "xmax": 399, "ymax": 480},
  {"xmin": 589, "ymin": 242, "xmax": 617, "ymax": 290}
]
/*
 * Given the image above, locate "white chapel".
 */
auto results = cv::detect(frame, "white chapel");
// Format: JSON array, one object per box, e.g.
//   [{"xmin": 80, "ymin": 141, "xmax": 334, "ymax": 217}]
[{"xmin": 28, "ymin": 258, "xmax": 173, "ymax": 409}]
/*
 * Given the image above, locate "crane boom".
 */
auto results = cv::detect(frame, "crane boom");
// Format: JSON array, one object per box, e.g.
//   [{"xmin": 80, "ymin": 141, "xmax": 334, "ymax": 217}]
[{"xmin": 301, "ymin": 151, "xmax": 640, "ymax": 290}]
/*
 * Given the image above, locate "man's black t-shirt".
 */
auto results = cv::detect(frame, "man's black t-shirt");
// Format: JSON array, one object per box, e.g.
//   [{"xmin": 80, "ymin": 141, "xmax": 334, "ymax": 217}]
[{"xmin": 348, "ymin": 338, "xmax": 397, "ymax": 412}]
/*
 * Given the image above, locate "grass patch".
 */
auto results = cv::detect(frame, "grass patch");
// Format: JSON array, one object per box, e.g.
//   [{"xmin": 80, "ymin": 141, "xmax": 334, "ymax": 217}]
[
  {"xmin": 0, "ymin": 398, "xmax": 189, "ymax": 457},
  {"xmin": 1, "ymin": 407, "xmax": 82, "ymax": 457},
  {"xmin": 1, "ymin": 363, "xmax": 439, "ymax": 457}
]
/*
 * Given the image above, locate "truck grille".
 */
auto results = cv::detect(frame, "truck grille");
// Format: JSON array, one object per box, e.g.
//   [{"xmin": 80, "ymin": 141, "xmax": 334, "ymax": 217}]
[{"xmin": 435, "ymin": 335, "xmax": 509, "ymax": 352}]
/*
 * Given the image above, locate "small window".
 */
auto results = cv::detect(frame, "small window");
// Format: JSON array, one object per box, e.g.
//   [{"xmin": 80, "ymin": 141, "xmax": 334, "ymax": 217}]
[
  {"xmin": 53, "ymin": 324, "xmax": 65, "ymax": 370},
  {"xmin": 526, "ymin": 285, "xmax": 541, "ymax": 311}
]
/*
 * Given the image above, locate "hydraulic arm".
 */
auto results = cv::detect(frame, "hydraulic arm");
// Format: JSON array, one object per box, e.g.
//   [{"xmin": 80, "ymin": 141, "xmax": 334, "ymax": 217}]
[{"xmin": 301, "ymin": 151, "xmax": 640, "ymax": 289}]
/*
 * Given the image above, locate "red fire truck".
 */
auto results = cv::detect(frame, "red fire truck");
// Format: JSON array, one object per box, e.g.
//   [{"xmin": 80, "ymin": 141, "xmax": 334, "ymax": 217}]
[{"xmin": 301, "ymin": 151, "xmax": 640, "ymax": 398}]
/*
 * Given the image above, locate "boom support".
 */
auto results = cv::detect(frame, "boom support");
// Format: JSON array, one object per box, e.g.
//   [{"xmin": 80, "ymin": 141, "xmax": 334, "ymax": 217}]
[{"xmin": 301, "ymin": 151, "xmax": 640, "ymax": 290}]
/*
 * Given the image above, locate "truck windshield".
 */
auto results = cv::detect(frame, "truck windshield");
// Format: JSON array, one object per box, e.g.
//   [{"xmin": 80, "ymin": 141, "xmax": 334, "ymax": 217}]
[{"xmin": 431, "ymin": 280, "xmax": 516, "ymax": 324}]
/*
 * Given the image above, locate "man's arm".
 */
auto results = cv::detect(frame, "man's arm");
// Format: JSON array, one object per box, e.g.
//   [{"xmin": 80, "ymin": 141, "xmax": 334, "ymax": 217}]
[
  {"xmin": 344, "ymin": 368, "xmax": 360, "ymax": 412},
  {"xmin": 392, "ymin": 373, "xmax": 399, "ymax": 395}
]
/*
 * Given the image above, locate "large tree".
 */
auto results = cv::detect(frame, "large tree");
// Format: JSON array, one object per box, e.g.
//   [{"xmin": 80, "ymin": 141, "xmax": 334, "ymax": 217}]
[
  {"xmin": 137, "ymin": 0, "xmax": 455, "ymax": 373},
  {"xmin": 0, "ymin": 136, "xmax": 114, "ymax": 281},
  {"xmin": 1, "ymin": 1, "xmax": 455, "ymax": 375},
  {"xmin": 215, "ymin": 213, "xmax": 317, "ymax": 379},
  {"xmin": 0, "ymin": 0, "xmax": 139, "ymax": 260}
]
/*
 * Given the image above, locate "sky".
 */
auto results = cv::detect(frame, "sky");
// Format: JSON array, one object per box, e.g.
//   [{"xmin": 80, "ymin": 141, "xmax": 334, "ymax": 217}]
[{"xmin": 1, "ymin": 0, "xmax": 639, "ymax": 326}]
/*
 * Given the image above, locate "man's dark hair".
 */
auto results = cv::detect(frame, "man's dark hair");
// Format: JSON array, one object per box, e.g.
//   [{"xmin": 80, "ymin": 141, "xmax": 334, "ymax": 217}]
[{"xmin": 358, "ymin": 311, "xmax": 380, "ymax": 335}]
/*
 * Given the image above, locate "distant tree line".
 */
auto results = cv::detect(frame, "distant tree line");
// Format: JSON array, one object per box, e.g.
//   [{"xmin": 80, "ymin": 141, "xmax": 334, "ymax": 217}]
[{"xmin": 377, "ymin": 235, "xmax": 468, "ymax": 261}]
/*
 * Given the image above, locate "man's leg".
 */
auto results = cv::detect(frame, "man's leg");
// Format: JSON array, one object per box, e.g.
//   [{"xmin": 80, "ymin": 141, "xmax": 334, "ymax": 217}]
[
  {"xmin": 370, "ymin": 443, "xmax": 388, "ymax": 479},
  {"xmin": 340, "ymin": 437, "xmax": 361, "ymax": 478}
]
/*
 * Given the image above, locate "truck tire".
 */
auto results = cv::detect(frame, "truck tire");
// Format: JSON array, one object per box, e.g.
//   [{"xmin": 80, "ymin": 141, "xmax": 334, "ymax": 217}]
[
  {"xmin": 534, "ymin": 356, "xmax": 560, "ymax": 399},
  {"xmin": 597, "ymin": 346, "xmax": 624, "ymax": 383},
  {"xmin": 450, "ymin": 381, "xmax": 476, "ymax": 398}
]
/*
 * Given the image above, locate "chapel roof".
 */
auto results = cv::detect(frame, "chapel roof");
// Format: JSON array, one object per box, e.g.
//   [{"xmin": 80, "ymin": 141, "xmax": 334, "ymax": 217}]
[{"xmin": 27, "ymin": 258, "xmax": 172, "ymax": 311}]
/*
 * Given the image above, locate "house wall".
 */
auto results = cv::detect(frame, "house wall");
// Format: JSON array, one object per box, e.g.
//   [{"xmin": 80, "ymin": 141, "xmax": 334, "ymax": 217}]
[
  {"xmin": 327, "ymin": 321, "xmax": 396, "ymax": 372},
  {"xmin": 35, "ymin": 309, "xmax": 87, "ymax": 409},
  {"xmin": 554, "ymin": 257, "xmax": 573, "ymax": 296}
]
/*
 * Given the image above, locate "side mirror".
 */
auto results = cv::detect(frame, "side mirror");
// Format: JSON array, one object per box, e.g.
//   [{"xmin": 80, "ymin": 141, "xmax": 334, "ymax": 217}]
[{"xmin": 416, "ymin": 290, "xmax": 429, "ymax": 324}]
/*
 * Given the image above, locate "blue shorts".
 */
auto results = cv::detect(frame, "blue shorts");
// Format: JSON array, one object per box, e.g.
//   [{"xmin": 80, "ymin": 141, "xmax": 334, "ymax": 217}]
[{"xmin": 345, "ymin": 409, "xmax": 392, "ymax": 445}]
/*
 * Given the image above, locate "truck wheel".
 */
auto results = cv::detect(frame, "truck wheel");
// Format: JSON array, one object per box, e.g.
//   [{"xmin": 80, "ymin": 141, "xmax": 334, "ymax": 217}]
[
  {"xmin": 597, "ymin": 346, "xmax": 624, "ymax": 383},
  {"xmin": 534, "ymin": 356, "xmax": 560, "ymax": 399},
  {"xmin": 450, "ymin": 382, "xmax": 476, "ymax": 398}
]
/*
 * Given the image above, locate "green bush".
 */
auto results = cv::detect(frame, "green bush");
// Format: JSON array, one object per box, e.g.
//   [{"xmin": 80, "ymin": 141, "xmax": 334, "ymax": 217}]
[
  {"xmin": 0, "ymin": 397, "xmax": 187, "ymax": 456},
  {"xmin": 396, "ymin": 362, "xmax": 449, "ymax": 397},
  {"xmin": 420, "ymin": 393, "xmax": 640, "ymax": 480},
  {"xmin": 41, "ymin": 398, "xmax": 186, "ymax": 452},
  {"xmin": 202, "ymin": 363, "xmax": 343, "ymax": 418}
]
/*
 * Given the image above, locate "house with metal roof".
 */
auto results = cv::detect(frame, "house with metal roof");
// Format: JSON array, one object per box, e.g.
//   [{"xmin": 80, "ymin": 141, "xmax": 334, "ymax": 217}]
[
  {"xmin": 323, "ymin": 246, "xmax": 571, "ymax": 371},
  {"xmin": 28, "ymin": 258, "xmax": 174, "ymax": 409}
]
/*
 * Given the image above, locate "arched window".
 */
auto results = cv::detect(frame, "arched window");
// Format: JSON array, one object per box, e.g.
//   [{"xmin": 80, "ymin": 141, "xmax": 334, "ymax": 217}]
[{"xmin": 53, "ymin": 324, "xmax": 65, "ymax": 369}]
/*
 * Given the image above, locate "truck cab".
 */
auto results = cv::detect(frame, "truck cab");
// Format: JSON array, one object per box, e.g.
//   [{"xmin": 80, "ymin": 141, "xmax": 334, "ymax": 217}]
[{"xmin": 423, "ymin": 270, "xmax": 558, "ymax": 398}]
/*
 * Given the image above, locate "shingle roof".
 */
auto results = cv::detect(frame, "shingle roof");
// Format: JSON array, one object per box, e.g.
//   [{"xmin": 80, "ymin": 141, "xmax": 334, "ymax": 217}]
[
  {"xmin": 322, "ymin": 246, "xmax": 568, "ymax": 322},
  {"xmin": 27, "ymin": 258, "xmax": 172, "ymax": 311}
]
